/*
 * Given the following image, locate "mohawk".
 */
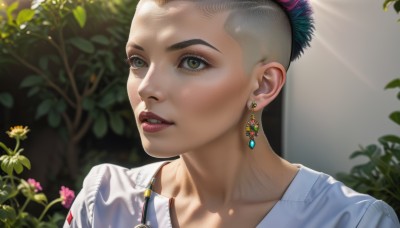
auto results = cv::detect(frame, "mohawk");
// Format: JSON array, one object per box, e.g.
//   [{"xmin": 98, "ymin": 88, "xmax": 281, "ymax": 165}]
[
  {"xmin": 150, "ymin": 0, "xmax": 315, "ymax": 63},
  {"xmin": 274, "ymin": 0, "xmax": 315, "ymax": 61}
]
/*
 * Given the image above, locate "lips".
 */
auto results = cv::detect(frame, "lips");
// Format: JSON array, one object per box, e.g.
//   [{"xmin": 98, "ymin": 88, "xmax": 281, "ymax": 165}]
[{"xmin": 138, "ymin": 111, "xmax": 174, "ymax": 133}]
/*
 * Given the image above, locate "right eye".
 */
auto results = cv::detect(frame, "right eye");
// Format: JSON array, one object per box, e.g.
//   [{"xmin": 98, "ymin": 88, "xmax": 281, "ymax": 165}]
[{"xmin": 127, "ymin": 56, "xmax": 148, "ymax": 69}]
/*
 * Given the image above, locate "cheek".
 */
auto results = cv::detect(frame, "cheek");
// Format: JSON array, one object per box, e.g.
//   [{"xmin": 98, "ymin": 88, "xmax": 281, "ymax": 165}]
[
  {"xmin": 127, "ymin": 75, "xmax": 141, "ymax": 108},
  {"xmin": 177, "ymin": 70, "xmax": 250, "ymax": 120}
]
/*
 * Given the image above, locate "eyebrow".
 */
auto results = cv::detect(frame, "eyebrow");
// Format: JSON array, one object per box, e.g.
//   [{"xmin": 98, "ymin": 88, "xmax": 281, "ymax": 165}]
[
  {"xmin": 166, "ymin": 39, "xmax": 221, "ymax": 53},
  {"xmin": 131, "ymin": 44, "xmax": 144, "ymax": 51}
]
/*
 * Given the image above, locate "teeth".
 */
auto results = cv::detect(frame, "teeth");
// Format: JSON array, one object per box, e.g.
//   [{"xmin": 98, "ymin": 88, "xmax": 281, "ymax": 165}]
[{"xmin": 147, "ymin": 119, "xmax": 162, "ymax": 124}]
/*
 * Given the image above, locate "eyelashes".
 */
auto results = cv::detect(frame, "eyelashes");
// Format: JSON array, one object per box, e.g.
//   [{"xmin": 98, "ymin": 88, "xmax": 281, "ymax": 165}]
[
  {"xmin": 125, "ymin": 54, "xmax": 211, "ymax": 72},
  {"xmin": 178, "ymin": 55, "xmax": 210, "ymax": 71},
  {"xmin": 126, "ymin": 55, "xmax": 148, "ymax": 70}
]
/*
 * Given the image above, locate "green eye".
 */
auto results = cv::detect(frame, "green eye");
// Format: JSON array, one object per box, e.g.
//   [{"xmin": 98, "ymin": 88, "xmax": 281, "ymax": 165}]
[
  {"xmin": 187, "ymin": 58, "xmax": 201, "ymax": 69},
  {"xmin": 128, "ymin": 56, "xmax": 147, "ymax": 69},
  {"xmin": 180, "ymin": 56, "xmax": 209, "ymax": 71}
]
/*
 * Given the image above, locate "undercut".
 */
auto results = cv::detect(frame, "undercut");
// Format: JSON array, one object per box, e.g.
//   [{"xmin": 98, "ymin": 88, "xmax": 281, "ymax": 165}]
[{"xmin": 142, "ymin": 0, "xmax": 314, "ymax": 70}]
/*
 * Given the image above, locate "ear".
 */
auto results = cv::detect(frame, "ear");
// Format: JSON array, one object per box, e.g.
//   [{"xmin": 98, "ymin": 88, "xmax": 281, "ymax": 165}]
[{"xmin": 249, "ymin": 62, "xmax": 286, "ymax": 111}]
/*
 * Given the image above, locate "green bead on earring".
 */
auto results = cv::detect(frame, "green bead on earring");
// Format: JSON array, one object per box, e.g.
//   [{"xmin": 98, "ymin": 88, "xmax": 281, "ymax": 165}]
[{"xmin": 245, "ymin": 101, "xmax": 259, "ymax": 150}]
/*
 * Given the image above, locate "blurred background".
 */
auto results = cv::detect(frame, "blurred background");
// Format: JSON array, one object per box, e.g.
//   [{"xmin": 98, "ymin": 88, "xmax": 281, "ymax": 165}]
[
  {"xmin": 284, "ymin": 0, "xmax": 400, "ymax": 176},
  {"xmin": 0, "ymin": 0, "xmax": 399, "ymax": 222}
]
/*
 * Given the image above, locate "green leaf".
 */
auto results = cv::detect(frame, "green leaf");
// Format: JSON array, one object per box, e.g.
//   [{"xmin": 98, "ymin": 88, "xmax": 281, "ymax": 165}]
[
  {"xmin": 33, "ymin": 193, "xmax": 48, "ymax": 204},
  {"xmin": 48, "ymin": 54, "xmax": 61, "ymax": 65},
  {"xmin": 0, "ymin": 92, "xmax": 13, "ymax": 108},
  {"xmin": 349, "ymin": 150, "xmax": 365, "ymax": 159},
  {"xmin": 18, "ymin": 155, "xmax": 31, "ymax": 170},
  {"xmin": 48, "ymin": 111, "xmax": 61, "ymax": 127},
  {"xmin": 0, "ymin": 31, "xmax": 10, "ymax": 39},
  {"xmin": 36, "ymin": 99, "xmax": 53, "ymax": 119},
  {"xmin": 47, "ymin": 212, "xmax": 66, "ymax": 226},
  {"xmin": 389, "ymin": 111, "xmax": 400, "ymax": 125},
  {"xmin": 6, "ymin": 1, "xmax": 19, "ymax": 25},
  {"xmin": 0, "ymin": 205, "xmax": 16, "ymax": 221},
  {"xmin": 28, "ymin": 87, "xmax": 40, "ymax": 97},
  {"xmin": 18, "ymin": 179, "xmax": 29, "ymax": 191},
  {"xmin": 0, "ymin": 155, "xmax": 7, "ymax": 161},
  {"xmin": 72, "ymin": 6, "xmax": 87, "ymax": 28},
  {"xmin": 379, "ymin": 135, "xmax": 400, "ymax": 144},
  {"xmin": 39, "ymin": 56, "xmax": 49, "ymax": 71},
  {"xmin": 69, "ymin": 37, "xmax": 94, "ymax": 53},
  {"xmin": 56, "ymin": 100, "xmax": 67, "ymax": 113},
  {"xmin": 91, "ymin": 35, "xmax": 110, "ymax": 45},
  {"xmin": 14, "ymin": 162, "xmax": 23, "ymax": 174},
  {"xmin": 58, "ymin": 70, "xmax": 67, "ymax": 84},
  {"xmin": 16, "ymin": 9, "xmax": 35, "ymax": 26},
  {"xmin": 110, "ymin": 114, "xmax": 124, "ymax": 135},
  {"xmin": 394, "ymin": 1, "xmax": 400, "ymax": 13},
  {"xmin": 105, "ymin": 55, "xmax": 116, "ymax": 72},
  {"xmin": 98, "ymin": 92, "xmax": 116, "ymax": 108},
  {"xmin": 365, "ymin": 145, "xmax": 381, "ymax": 158},
  {"xmin": 0, "ymin": 157, "xmax": 10, "ymax": 174},
  {"xmin": 93, "ymin": 113, "xmax": 107, "ymax": 138},
  {"xmin": 20, "ymin": 75, "xmax": 44, "ymax": 88},
  {"xmin": 385, "ymin": 78, "xmax": 400, "ymax": 89},
  {"xmin": 350, "ymin": 145, "xmax": 380, "ymax": 159},
  {"xmin": 2, "ymin": 157, "xmax": 13, "ymax": 175},
  {"xmin": 82, "ymin": 97, "xmax": 95, "ymax": 110},
  {"xmin": 384, "ymin": 0, "xmax": 397, "ymax": 11}
]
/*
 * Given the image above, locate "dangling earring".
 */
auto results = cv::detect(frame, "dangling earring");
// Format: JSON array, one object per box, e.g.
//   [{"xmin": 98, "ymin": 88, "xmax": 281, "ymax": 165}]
[{"xmin": 245, "ymin": 101, "xmax": 259, "ymax": 150}]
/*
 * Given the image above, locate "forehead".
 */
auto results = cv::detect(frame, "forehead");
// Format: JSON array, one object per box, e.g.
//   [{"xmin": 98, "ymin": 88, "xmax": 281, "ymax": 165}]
[
  {"xmin": 129, "ymin": 0, "xmax": 235, "ymax": 48},
  {"xmin": 133, "ymin": 0, "xmax": 227, "ymax": 27}
]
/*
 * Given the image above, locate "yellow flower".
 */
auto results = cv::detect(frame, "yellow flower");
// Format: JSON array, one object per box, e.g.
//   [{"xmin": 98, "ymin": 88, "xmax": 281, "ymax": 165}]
[{"xmin": 6, "ymin": 126, "xmax": 30, "ymax": 140}]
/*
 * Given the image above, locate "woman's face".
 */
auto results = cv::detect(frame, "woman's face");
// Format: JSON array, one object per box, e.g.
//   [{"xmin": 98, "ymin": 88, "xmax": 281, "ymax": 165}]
[{"xmin": 126, "ymin": 0, "xmax": 255, "ymax": 157}]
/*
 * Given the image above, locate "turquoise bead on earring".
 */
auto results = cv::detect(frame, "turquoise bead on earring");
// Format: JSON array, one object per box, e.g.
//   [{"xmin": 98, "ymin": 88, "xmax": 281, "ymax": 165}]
[
  {"xmin": 249, "ymin": 139, "xmax": 256, "ymax": 149},
  {"xmin": 245, "ymin": 101, "xmax": 259, "ymax": 150}
]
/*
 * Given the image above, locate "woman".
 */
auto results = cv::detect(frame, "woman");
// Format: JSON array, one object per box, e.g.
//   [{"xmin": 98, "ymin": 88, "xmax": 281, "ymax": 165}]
[{"xmin": 65, "ymin": 0, "xmax": 399, "ymax": 227}]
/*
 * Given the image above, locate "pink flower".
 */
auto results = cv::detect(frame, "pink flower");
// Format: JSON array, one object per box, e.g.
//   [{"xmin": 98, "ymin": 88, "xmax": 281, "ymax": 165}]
[
  {"xmin": 27, "ymin": 178, "xmax": 42, "ymax": 192},
  {"xmin": 59, "ymin": 186, "xmax": 75, "ymax": 208}
]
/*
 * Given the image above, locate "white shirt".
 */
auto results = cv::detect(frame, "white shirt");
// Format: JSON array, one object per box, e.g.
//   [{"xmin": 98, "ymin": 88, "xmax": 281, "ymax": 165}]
[{"xmin": 64, "ymin": 161, "xmax": 399, "ymax": 228}]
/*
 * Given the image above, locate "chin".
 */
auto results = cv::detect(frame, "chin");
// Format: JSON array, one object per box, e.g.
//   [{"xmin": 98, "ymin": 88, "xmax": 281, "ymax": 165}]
[{"xmin": 141, "ymin": 141, "xmax": 182, "ymax": 159}]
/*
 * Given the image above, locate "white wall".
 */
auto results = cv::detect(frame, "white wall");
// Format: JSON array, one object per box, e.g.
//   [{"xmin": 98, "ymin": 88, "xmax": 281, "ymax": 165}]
[{"xmin": 284, "ymin": 0, "xmax": 400, "ymax": 176}]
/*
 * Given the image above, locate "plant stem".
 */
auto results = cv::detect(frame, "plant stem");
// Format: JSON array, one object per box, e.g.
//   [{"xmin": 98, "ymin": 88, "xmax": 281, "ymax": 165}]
[
  {"xmin": 0, "ymin": 142, "xmax": 12, "ymax": 155},
  {"xmin": 10, "ymin": 173, "xmax": 15, "ymax": 189},
  {"xmin": 7, "ymin": 49, "xmax": 76, "ymax": 108},
  {"xmin": 19, "ymin": 198, "xmax": 31, "ymax": 215},
  {"xmin": 38, "ymin": 198, "xmax": 62, "ymax": 222},
  {"xmin": 13, "ymin": 137, "xmax": 20, "ymax": 155}
]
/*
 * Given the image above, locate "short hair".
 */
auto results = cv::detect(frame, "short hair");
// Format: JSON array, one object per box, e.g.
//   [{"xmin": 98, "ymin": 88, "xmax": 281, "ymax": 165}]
[{"xmin": 152, "ymin": 0, "xmax": 314, "ymax": 63}]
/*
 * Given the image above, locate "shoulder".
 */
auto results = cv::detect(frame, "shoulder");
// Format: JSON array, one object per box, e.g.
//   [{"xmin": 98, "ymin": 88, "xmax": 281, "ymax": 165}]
[
  {"xmin": 65, "ymin": 161, "xmax": 168, "ymax": 227},
  {"xmin": 83, "ymin": 161, "xmax": 167, "ymax": 190},
  {"xmin": 301, "ymin": 166, "xmax": 400, "ymax": 227},
  {"xmin": 267, "ymin": 165, "xmax": 399, "ymax": 227},
  {"xmin": 357, "ymin": 200, "xmax": 400, "ymax": 227}
]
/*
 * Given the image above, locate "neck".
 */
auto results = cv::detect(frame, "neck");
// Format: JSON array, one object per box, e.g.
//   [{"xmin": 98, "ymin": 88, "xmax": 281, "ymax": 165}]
[{"xmin": 158, "ymin": 124, "xmax": 296, "ymax": 208}]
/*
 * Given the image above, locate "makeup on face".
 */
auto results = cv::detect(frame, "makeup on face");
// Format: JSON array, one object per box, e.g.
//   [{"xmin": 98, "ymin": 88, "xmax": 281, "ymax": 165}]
[
  {"xmin": 126, "ymin": 0, "xmax": 281, "ymax": 157},
  {"xmin": 139, "ymin": 111, "xmax": 174, "ymax": 133}
]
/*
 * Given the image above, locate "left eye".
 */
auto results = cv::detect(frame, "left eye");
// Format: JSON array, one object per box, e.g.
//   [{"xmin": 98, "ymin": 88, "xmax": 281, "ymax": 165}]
[
  {"xmin": 127, "ymin": 56, "xmax": 148, "ymax": 69},
  {"xmin": 179, "ymin": 56, "xmax": 209, "ymax": 71}
]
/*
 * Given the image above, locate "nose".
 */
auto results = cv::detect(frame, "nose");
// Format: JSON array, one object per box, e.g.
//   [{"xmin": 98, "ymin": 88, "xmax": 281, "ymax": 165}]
[{"xmin": 137, "ymin": 65, "xmax": 166, "ymax": 103}]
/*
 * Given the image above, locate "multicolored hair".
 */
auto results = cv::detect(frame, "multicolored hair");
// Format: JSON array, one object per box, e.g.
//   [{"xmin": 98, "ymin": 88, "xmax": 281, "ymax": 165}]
[
  {"xmin": 151, "ymin": 0, "xmax": 315, "ymax": 63},
  {"xmin": 274, "ymin": 0, "xmax": 314, "ymax": 61}
]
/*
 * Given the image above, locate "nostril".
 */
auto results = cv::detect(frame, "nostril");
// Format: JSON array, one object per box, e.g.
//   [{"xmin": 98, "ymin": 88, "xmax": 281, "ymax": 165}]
[{"xmin": 148, "ymin": 96, "xmax": 159, "ymax": 101}]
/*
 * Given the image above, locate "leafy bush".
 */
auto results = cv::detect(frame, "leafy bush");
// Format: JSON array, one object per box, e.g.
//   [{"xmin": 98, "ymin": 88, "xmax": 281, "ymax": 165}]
[
  {"xmin": 337, "ymin": 79, "xmax": 400, "ymax": 217},
  {"xmin": 0, "ymin": 0, "xmax": 139, "ymax": 179},
  {"xmin": 0, "ymin": 126, "xmax": 74, "ymax": 227},
  {"xmin": 384, "ymin": 0, "xmax": 400, "ymax": 19}
]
